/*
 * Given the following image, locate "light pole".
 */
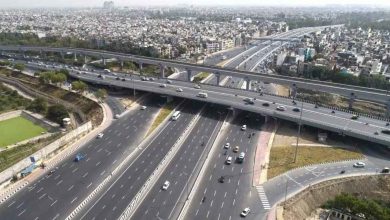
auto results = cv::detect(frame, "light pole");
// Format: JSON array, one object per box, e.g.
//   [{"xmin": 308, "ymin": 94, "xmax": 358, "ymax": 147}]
[{"xmin": 293, "ymin": 100, "xmax": 304, "ymax": 163}]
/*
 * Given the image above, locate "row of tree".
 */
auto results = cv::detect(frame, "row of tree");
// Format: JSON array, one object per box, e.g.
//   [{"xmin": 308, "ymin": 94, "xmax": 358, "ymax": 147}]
[{"xmin": 322, "ymin": 193, "xmax": 390, "ymax": 220}]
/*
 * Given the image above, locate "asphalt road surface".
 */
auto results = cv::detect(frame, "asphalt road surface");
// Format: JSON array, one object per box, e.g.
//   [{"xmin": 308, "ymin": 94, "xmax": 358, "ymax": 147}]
[
  {"xmin": 0, "ymin": 96, "xmax": 163, "ymax": 220},
  {"xmin": 131, "ymin": 105, "xmax": 227, "ymax": 220},
  {"xmin": 184, "ymin": 112, "xmax": 264, "ymax": 220},
  {"xmin": 76, "ymin": 100, "xmax": 203, "ymax": 220}
]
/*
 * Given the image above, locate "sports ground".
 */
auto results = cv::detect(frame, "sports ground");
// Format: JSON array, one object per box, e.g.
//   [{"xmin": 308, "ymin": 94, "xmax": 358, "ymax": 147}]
[{"xmin": 0, "ymin": 116, "xmax": 46, "ymax": 148}]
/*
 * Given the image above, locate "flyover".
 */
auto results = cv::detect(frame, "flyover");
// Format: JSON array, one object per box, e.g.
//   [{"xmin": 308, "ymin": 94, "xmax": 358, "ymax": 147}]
[
  {"xmin": 2, "ymin": 43, "xmax": 389, "ymax": 106},
  {"xmin": 56, "ymin": 69, "xmax": 390, "ymax": 146}
]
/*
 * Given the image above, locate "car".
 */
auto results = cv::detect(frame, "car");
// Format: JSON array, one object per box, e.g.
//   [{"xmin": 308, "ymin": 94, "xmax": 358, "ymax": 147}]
[
  {"xmin": 262, "ymin": 102, "xmax": 270, "ymax": 107},
  {"xmin": 162, "ymin": 181, "xmax": 170, "ymax": 190},
  {"xmin": 351, "ymin": 115, "xmax": 359, "ymax": 120},
  {"xmin": 159, "ymin": 84, "xmax": 167, "ymax": 88},
  {"xmin": 121, "ymin": 78, "xmax": 126, "ymax": 81},
  {"xmin": 381, "ymin": 130, "xmax": 390, "ymax": 135},
  {"xmin": 241, "ymin": 125, "xmax": 247, "ymax": 131},
  {"xmin": 47, "ymin": 170, "xmax": 55, "ymax": 176},
  {"xmin": 226, "ymin": 156, "xmax": 232, "ymax": 165},
  {"xmin": 233, "ymin": 146, "xmax": 239, "ymax": 153},
  {"xmin": 240, "ymin": 207, "xmax": 250, "ymax": 217},
  {"xmin": 276, "ymin": 106, "xmax": 286, "ymax": 111},
  {"xmin": 218, "ymin": 176, "xmax": 225, "ymax": 183},
  {"xmin": 194, "ymin": 84, "xmax": 201, "ymax": 89},
  {"xmin": 115, "ymin": 77, "xmax": 120, "ymax": 80},
  {"xmin": 167, "ymin": 80, "xmax": 172, "ymax": 84},
  {"xmin": 292, "ymin": 108, "xmax": 300, "ymax": 112},
  {"xmin": 176, "ymin": 88, "xmax": 183, "ymax": 92},
  {"xmin": 114, "ymin": 114, "xmax": 120, "ymax": 119},
  {"xmin": 97, "ymin": 133, "xmax": 104, "ymax": 138},
  {"xmin": 381, "ymin": 167, "xmax": 389, "ymax": 173},
  {"xmin": 224, "ymin": 143, "xmax": 230, "ymax": 149},
  {"xmin": 353, "ymin": 162, "xmax": 366, "ymax": 168},
  {"xmin": 141, "ymin": 106, "xmax": 147, "ymax": 110},
  {"xmin": 141, "ymin": 76, "xmax": 147, "ymax": 81},
  {"xmin": 149, "ymin": 77, "xmax": 155, "ymax": 81}
]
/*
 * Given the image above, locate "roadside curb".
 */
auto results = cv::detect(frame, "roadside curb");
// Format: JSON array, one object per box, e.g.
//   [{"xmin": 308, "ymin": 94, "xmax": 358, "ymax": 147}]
[{"xmin": 258, "ymin": 120, "xmax": 278, "ymax": 185}]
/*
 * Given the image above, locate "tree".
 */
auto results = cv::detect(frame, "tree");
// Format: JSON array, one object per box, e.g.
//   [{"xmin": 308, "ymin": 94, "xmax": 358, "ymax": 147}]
[
  {"xmin": 46, "ymin": 104, "xmax": 69, "ymax": 125},
  {"xmin": 13, "ymin": 63, "xmax": 25, "ymax": 72},
  {"xmin": 71, "ymin": 81, "xmax": 88, "ymax": 94},
  {"xmin": 95, "ymin": 89, "xmax": 108, "ymax": 101},
  {"xmin": 27, "ymin": 97, "xmax": 48, "ymax": 114}
]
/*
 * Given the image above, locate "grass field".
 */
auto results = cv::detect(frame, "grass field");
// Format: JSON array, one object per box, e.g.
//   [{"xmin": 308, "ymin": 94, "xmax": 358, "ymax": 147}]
[{"xmin": 0, "ymin": 116, "xmax": 46, "ymax": 147}]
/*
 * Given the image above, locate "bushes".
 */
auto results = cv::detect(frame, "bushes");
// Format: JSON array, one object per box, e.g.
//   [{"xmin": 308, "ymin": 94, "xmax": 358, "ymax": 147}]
[
  {"xmin": 0, "ymin": 83, "xmax": 31, "ymax": 113},
  {"xmin": 46, "ymin": 104, "xmax": 69, "ymax": 125},
  {"xmin": 27, "ymin": 97, "xmax": 48, "ymax": 114}
]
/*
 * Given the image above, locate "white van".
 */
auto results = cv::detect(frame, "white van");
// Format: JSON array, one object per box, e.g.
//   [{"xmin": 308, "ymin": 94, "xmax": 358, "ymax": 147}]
[
  {"xmin": 197, "ymin": 92, "xmax": 208, "ymax": 98},
  {"xmin": 171, "ymin": 111, "xmax": 181, "ymax": 121}
]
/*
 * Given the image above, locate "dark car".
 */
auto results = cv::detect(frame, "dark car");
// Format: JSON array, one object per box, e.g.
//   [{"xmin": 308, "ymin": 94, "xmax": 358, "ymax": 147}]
[
  {"xmin": 262, "ymin": 102, "xmax": 270, "ymax": 107},
  {"xmin": 121, "ymin": 78, "xmax": 126, "ymax": 81},
  {"xmin": 116, "ymin": 77, "xmax": 120, "ymax": 80},
  {"xmin": 292, "ymin": 108, "xmax": 300, "ymax": 112},
  {"xmin": 218, "ymin": 176, "xmax": 225, "ymax": 183}
]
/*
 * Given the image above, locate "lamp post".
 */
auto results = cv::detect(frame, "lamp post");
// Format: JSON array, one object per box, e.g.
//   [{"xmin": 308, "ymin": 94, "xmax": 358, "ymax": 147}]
[{"xmin": 293, "ymin": 100, "xmax": 304, "ymax": 163}]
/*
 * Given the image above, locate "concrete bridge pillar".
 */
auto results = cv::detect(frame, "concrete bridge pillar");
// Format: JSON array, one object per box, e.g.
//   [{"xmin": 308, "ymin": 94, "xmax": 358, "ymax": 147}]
[
  {"xmin": 245, "ymin": 77, "xmax": 250, "ymax": 90},
  {"xmin": 84, "ymin": 55, "xmax": 87, "ymax": 64},
  {"xmin": 348, "ymin": 93, "xmax": 357, "ymax": 110},
  {"xmin": 120, "ymin": 60, "xmax": 124, "ymax": 70},
  {"xmin": 290, "ymin": 83, "xmax": 298, "ymax": 99},
  {"xmin": 215, "ymin": 72, "xmax": 221, "ymax": 86},
  {"xmin": 60, "ymin": 51, "xmax": 65, "ymax": 60},
  {"xmin": 139, "ymin": 62, "xmax": 143, "ymax": 75},
  {"xmin": 102, "ymin": 57, "xmax": 106, "ymax": 66},
  {"xmin": 160, "ymin": 64, "xmax": 165, "ymax": 78},
  {"xmin": 186, "ymin": 69, "xmax": 192, "ymax": 82},
  {"xmin": 74, "ymin": 53, "xmax": 78, "ymax": 62}
]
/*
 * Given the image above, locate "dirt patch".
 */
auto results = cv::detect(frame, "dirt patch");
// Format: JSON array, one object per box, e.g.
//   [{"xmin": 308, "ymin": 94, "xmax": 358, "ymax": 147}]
[
  {"xmin": 276, "ymin": 85, "xmax": 290, "ymax": 97},
  {"xmin": 118, "ymin": 96, "xmax": 135, "ymax": 109},
  {"xmin": 280, "ymin": 175, "xmax": 390, "ymax": 220}
]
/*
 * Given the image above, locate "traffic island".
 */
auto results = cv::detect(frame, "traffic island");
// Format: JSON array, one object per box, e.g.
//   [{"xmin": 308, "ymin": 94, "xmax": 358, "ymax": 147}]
[{"xmin": 267, "ymin": 121, "xmax": 363, "ymax": 179}]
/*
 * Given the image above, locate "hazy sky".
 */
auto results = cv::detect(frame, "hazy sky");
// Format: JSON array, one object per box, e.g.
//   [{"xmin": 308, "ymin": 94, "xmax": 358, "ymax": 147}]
[{"xmin": 0, "ymin": 0, "xmax": 389, "ymax": 8}]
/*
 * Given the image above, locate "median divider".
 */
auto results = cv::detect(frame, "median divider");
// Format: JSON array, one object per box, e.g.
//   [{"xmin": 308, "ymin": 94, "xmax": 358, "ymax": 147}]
[
  {"xmin": 177, "ymin": 110, "xmax": 232, "ymax": 220},
  {"xmin": 65, "ymin": 100, "xmax": 184, "ymax": 220},
  {"xmin": 118, "ymin": 105, "xmax": 206, "ymax": 220}
]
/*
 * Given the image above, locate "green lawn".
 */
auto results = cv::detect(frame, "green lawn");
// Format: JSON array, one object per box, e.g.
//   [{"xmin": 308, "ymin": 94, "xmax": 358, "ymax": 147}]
[{"xmin": 0, "ymin": 116, "xmax": 46, "ymax": 147}]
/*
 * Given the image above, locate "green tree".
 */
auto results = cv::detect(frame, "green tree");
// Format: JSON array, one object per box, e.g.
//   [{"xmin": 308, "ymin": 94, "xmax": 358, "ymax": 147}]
[
  {"xmin": 13, "ymin": 63, "xmax": 25, "ymax": 72},
  {"xmin": 27, "ymin": 97, "xmax": 48, "ymax": 114},
  {"xmin": 95, "ymin": 89, "xmax": 108, "ymax": 101},
  {"xmin": 71, "ymin": 81, "xmax": 88, "ymax": 93},
  {"xmin": 46, "ymin": 104, "xmax": 69, "ymax": 125}
]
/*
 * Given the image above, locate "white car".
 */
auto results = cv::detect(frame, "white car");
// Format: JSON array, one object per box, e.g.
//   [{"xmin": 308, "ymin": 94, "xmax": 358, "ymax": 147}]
[
  {"xmin": 114, "ymin": 114, "xmax": 120, "ymax": 119},
  {"xmin": 141, "ymin": 106, "xmax": 147, "ymax": 110},
  {"xmin": 194, "ymin": 84, "xmax": 201, "ymax": 89},
  {"xmin": 226, "ymin": 156, "xmax": 232, "ymax": 165},
  {"xmin": 241, "ymin": 125, "xmax": 247, "ymax": 131},
  {"xmin": 240, "ymin": 207, "xmax": 250, "ymax": 217},
  {"xmin": 159, "ymin": 84, "xmax": 167, "ymax": 88},
  {"xmin": 353, "ymin": 162, "xmax": 366, "ymax": 168},
  {"xmin": 223, "ymin": 143, "xmax": 230, "ymax": 149},
  {"xmin": 162, "ymin": 180, "xmax": 170, "ymax": 190},
  {"xmin": 176, "ymin": 88, "xmax": 183, "ymax": 92},
  {"xmin": 97, "ymin": 133, "xmax": 104, "ymax": 139},
  {"xmin": 276, "ymin": 106, "xmax": 286, "ymax": 111}
]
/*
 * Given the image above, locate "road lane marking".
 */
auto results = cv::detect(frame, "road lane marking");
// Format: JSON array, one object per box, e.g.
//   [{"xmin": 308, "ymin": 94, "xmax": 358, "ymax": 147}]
[
  {"xmin": 50, "ymin": 200, "xmax": 57, "ymax": 207},
  {"xmin": 18, "ymin": 209, "xmax": 26, "ymax": 216}
]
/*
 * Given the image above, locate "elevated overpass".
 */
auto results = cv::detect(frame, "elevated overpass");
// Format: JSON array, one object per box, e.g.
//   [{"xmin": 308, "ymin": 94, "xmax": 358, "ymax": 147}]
[
  {"xmin": 251, "ymin": 37, "xmax": 301, "ymax": 42},
  {"xmin": 1, "ymin": 45, "xmax": 389, "ymax": 109}
]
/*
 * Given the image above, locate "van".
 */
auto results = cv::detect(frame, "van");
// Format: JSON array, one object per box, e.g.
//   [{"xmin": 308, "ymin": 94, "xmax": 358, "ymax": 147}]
[
  {"xmin": 226, "ymin": 156, "xmax": 232, "ymax": 165},
  {"xmin": 197, "ymin": 92, "xmax": 208, "ymax": 98},
  {"xmin": 172, "ymin": 111, "xmax": 181, "ymax": 121}
]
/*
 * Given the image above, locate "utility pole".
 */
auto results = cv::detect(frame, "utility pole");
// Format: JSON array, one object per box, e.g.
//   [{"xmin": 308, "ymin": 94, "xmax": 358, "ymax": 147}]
[{"xmin": 293, "ymin": 101, "xmax": 304, "ymax": 163}]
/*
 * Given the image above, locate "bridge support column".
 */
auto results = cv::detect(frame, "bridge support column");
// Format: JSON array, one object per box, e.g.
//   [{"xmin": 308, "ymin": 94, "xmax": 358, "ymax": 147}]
[
  {"xmin": 139, "ymin": 62, "xmax": 143, "ymax": 75},
  {"xmin": 348, "ymin": 93, "xmax": 356, "ymax": 110},
  {"xmin": 290, "ymin": 83, "xmax": 297, "ymax": 99},
  {"xmin": 245, "ymin": 77, "xmax": 250, "ymax": 90},
  {"xmin": 74, "ymin": 53, "xmax": 78, "ymax": 62},
  {"xmin": 160, "ymin": 64, "xmax": 165, "ymax": 78},
  {"xmin": 186, "ymin": 69, "xmax": 192, "ymax": 82},
  {"xmin": 102, "ymin": 57, "xmax": 106, "ymax": 66},
  {"xmin": 215, "ymin": 72, "xmax": 220, "ymax": 86},
  {"xmin": 120, "ymin": 60, "xmax": 124, "ymax": 70},
  {"xmin": 60, "ymin": 51, "xmax": 64, "ymax": 60},
  {"xmin": 84, "ymin": 55, "xmax": 87, "ymax": 64}
]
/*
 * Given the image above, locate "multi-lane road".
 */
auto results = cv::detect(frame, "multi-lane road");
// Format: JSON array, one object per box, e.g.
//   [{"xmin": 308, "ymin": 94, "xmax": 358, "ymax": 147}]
[{"xmin": 0, "ymin": 95, "xmax": 163, "ymax": 219}]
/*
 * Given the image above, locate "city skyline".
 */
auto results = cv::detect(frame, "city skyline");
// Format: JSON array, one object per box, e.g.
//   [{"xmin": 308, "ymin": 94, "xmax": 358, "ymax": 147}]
[{"xmin": 0, "ymin": 0, "xmax": 390, "ymax": 8}]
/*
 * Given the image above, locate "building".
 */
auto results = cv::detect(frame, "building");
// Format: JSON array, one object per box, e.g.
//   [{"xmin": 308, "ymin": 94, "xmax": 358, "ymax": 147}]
[{"xmin": 103, "ymin": 1, "xmax": 115, "ymax": 9}]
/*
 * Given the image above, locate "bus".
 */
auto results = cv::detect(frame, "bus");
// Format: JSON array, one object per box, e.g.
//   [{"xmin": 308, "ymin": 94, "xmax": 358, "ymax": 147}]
[{"xmin": 171, "ymin": 111, "xmax": 181, "ymax": 121}]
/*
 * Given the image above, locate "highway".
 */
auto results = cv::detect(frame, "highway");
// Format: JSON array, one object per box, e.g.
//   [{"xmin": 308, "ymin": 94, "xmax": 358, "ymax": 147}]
[
  {"xmin": 131, "ymin": 105, "xmax": 227, "ymax": 220},
  {"xmin": 0, "ymin": 96, "xmax": 162, "ymax": 220},
  {"xmin": 183, "ymin": 112, "xmax": 264, "ymax": 220},
  {"xmin": 75, "ymin": 100, "xmax": 203, "ymax": 220}
]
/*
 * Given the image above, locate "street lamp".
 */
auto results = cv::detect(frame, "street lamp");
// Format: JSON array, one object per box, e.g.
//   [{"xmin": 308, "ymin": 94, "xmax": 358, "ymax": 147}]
[{"xmin": 293, "ymin": 100, "xmax": 304, "ymax": 163}]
